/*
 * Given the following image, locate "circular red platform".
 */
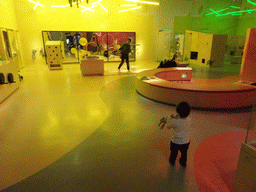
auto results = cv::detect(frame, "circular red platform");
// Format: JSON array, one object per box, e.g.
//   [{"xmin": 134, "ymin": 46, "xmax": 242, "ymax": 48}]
[{"xmin": 136, "ymin": 68, "xmax": 256, "ymax": 109}]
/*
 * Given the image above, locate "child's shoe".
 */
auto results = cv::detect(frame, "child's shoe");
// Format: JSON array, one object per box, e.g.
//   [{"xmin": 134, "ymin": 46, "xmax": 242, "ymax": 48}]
[
  {"xmin": 179, "ymin": 159, "xmax": 187, "ymax": 168},
  {"xmin": 169, "ymin": 159, "xmax": 175, "ymax": 166}
]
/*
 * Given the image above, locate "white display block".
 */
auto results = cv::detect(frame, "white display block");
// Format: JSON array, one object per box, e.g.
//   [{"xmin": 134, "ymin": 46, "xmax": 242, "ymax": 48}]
[
  {"xmin": 45, "ymin": 41, "xmax": 63, "ymax": 70},
  {"xmin": 80, "ymin": 57, "xmax": 104, "ymax": 76}
]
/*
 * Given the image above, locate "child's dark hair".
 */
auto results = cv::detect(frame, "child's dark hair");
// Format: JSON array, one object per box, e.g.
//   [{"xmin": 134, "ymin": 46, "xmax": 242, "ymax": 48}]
[
  {"xmin": 127, "ymin": 38, "xmax": 131, "ymax": 42},
  {"xmin": 176, "ymin": 102, "xmax": 190, "ymax": 118}
]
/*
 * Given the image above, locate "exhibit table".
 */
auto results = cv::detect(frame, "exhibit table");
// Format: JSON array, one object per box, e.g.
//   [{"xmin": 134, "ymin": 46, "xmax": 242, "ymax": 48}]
[{"xmin": 80, "ymin": 56, "xmax": 104, "ymax": 76}]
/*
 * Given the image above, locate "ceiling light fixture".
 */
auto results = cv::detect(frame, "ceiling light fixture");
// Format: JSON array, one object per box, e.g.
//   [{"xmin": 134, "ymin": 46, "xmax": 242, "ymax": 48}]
[
  {"xmin": 215, "ymin": 8, "xmax": 256, "ymax": 16},
  {"xmin": 232, "ymin": 13, "xmax": 243, "ymax": 15},
  {"xmin": 230, "ymin": 5, "xmax": 240, "ymax": 9},
  {"xmin": 28, "ymin": 0, "xmax": 45, "ymax": 9},
  {"xmin": 81, "ymin": 4, "xmax": 97, "ymax": 12},
  {"xmin": 120, "ymin": 4, "xmax": 137, "ymax": 6},
  {"xmin": 126, "ymin": 0, "xmax": 159, "ymax": 5},
  {"xmin": 247, "ymin": 0, "xmax": 256, "ymax": 6},
  {"xmin": 99, "ymin": 2, "xmax": 108, "ymax": 12},
  {"xmin": 51, "ymin": 0, "xmax": 84, "ymax": 8},
  {"xmin": 205, "ymin": 8, "xmax": 228, "ymax": 16},
  {"xmin": 92, "ymin": 0, "xmax": 102, "ymax": 5},
  {"xmin": 206, "ymin": 1, "xmax": 256, "ymax": 17},
  {"xmin": 50, "ymin": 4, "xmax": 70, "ymax": 8},
  {"xmin": 119, "ymin": 6, "xmax": 142, "ymax": 13}
]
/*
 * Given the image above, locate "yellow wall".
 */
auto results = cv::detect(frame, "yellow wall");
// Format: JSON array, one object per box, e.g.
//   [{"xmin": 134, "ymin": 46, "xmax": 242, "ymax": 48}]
[
  {"xmin": 12, "ymin": 0, "xmax": 157, "ymax": 66},
  {"xmin": 0, "ymin": 0, "xmax": 17, "ymax": 30}
]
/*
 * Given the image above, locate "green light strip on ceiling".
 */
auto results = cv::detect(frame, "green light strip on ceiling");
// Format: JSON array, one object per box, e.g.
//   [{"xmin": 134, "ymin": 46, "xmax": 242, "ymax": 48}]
[
  {"xmin": 209, "ymin": 8, "xmax": 220, "ymax": 15},
  {"xmin": 215, "ymin": 8, "xmax": 256, "ymax": 16},
  {"xmin": 205, "ymin": 8, "xmax": 228, "ymax": 16},
  {"xmin": 230, "ymin": 6, "xmax": 240, "ymax": 9},
  {"xmin": 247, "ymin": 0, "xmax": 256, "ymax": 6},
  {"xmin": 206, "ymin": 1, "xmax": 256, "ymax": 17}
]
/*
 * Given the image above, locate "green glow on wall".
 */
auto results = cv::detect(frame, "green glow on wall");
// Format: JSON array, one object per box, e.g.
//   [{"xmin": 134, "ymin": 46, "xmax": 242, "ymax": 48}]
[
  {"xmin": 230, "ymin": 6, "xmax": 240, "ymax": 9},
  {"xmin": 247, "ymin": 0, "xmax": 256, "ymax": 6}
]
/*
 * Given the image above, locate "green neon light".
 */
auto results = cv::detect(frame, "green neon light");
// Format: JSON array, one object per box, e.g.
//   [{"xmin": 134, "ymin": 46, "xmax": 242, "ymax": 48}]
[
  {"xmin": 230, "ymin": 6, "xmax": 240, "ymax": 9},
  {"xmin": 247, "ymin": 0, "xmax": 256, "ymax": 6},
  {"xmin": 209, "ymin": 8, "xmax": 220, "ymax": 15},
  {"xmin": 205, "ymin": 8, "xmax": 228, "ymax": 16},
  {"xmin": 215, "ymin": 8, "xmax": 256, "ymax": 16},
  {"xmin": 232, "ymin": 13, "xmax": 243, "ymax": 15}
]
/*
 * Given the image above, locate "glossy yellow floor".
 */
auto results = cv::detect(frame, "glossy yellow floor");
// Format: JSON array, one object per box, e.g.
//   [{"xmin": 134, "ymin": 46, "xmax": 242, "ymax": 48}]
[{"xmin": 0, "ymin": 61, "xmax": 251, "ymax": 191}]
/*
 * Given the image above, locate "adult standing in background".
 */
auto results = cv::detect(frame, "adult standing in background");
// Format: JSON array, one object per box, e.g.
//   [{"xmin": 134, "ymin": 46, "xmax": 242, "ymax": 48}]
[{"xmin": 118, "ymin": 38, "xmax": 133, "ymax": 71}]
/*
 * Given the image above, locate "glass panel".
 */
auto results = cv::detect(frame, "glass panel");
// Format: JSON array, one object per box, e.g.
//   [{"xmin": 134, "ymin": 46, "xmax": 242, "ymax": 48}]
[
  {"xmin": 107, "ymin": 32, "xmax": 136, "ymax": 62},
  {"xmin": 42, "ymin": 31, "xmax": 136, "ymax": 63},
  {"xmin": 42, "ymin": 31, "xmax": 80, "ymax": 64},
  {"xmin": 83, "ymin": 32, "xmax": 107, "ymax": 61},
  {"xmin": 7, "ymin": 29, "xmax": 23, "ymax": 68},
  {"xmin": 2, "ymin": 30, "xmax": 12, "ymax": 60}
]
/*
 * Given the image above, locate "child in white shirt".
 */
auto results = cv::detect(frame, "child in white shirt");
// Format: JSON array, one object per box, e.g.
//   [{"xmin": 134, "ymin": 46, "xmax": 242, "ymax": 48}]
[{"xmin": 159, "ymin": 102, "xmax": 191, "ymax": 167}]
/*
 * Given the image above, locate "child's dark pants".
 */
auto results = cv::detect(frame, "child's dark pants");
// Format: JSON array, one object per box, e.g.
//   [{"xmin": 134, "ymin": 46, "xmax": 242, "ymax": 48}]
[{"xmin": 169, "ymin": 141, "xmax": 190, "ymax": 166}]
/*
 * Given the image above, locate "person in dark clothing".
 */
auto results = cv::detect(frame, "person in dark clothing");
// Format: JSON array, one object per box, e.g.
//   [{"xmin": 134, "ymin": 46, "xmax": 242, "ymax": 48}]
[
  {"xmin": 157, "ymin": 53, "xmax": 177, "ymax": 68},
  {"xmin": 118, "ymin": 38, "xmax": 133, "ymax": 71}
]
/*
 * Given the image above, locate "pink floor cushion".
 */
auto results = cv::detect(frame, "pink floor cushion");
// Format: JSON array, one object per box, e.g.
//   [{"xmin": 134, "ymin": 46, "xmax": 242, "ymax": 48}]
[{"xmin": 193, "ymin": 131, "xmax": 246, "ymax": 192}]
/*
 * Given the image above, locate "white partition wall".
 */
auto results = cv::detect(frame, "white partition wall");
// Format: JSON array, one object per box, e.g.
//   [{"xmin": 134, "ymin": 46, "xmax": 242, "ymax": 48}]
[{"xmin": 184, "ymin": 30, "xmax": 227, "ymax": 67}]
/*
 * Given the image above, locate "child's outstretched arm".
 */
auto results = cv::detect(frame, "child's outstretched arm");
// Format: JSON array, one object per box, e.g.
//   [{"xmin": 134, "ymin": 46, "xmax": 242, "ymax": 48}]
[
  {"xmin": 158, "ymin": 117, "xmax": 167, "ymax": 129},
  {"xmin": 159, "ymin": 114, "xmax": 180, "ymax": 129}
]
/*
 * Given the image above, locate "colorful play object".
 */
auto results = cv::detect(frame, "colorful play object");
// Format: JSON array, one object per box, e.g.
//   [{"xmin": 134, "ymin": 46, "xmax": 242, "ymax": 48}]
[
  {"xmin": 79, "ymin": 37, "xmax": 88, "ymax": 46},
  {"xmin": 71, "ymin": 48, "xmax": 90, "ymax": 59},
  {"xmin": 136, "ymin": 28, "xmax": 256, "ymax": 110},
  {"xmin": 45, "ymin": 41, "xmax": 63, "ymax": 70}
]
